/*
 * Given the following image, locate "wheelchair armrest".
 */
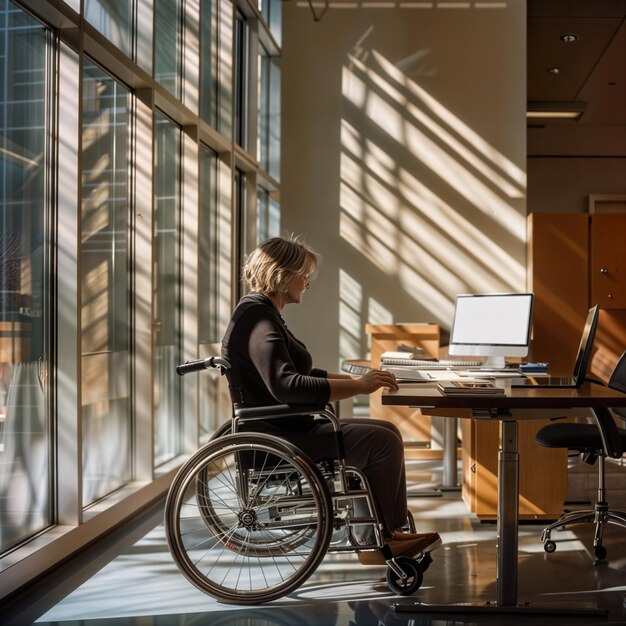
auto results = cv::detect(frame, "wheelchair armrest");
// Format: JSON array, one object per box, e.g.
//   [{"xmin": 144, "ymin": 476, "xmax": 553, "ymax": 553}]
[
  {"xmin": 234, "ymin": 404, "xmax": 328, "ymax": 420},
  {"xmin": 233, "ymin": 404, "xmax": 345, "ymax": 459}
]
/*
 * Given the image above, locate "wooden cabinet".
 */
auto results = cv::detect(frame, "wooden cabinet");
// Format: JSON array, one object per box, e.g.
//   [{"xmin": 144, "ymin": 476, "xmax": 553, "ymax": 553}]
[
  {"xmin": 461, "ymin": 417, "xmax": 568, "ymax": 520},
  {"xmin": 529, "ymin": 212, "xmax": 626, "ymax": 381},
  {"xmin": 365, "ymin": 324, "xmax": 440, "ymax": 453},
  {"xmin": 527, "ymin": 213, "xmax": 589, "ymax": 374},
  {"xmin": 591, "ymin": 214, "xmax": 626, "ymax": 309}
]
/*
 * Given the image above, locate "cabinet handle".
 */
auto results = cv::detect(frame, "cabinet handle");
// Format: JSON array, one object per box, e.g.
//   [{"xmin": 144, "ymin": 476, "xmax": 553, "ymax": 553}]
[{"xmin": 600, "ymin": 268, "xmax": 608, "ymax": 274}]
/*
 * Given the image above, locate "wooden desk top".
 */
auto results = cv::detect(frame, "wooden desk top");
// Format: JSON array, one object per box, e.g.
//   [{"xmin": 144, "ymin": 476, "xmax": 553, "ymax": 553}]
[{"xmin": 382, "ymin": 382, "xmax": 626, "ymax": 411}]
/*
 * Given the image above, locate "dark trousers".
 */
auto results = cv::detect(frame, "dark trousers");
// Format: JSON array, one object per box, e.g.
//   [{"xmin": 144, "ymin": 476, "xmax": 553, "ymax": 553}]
[{"xmin": 277, "ymin": 417, "xmax": 408, "ymax": 535}]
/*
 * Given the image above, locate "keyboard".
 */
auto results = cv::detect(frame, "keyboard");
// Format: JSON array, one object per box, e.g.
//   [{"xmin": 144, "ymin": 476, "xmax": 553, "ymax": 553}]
[
  {"xmin": 381, "ymin": 357, "xmax": 483, "ymax": 368},
  {"xmin": 382, "ymin": 367, "xmax": 432, "ymax": 381}
]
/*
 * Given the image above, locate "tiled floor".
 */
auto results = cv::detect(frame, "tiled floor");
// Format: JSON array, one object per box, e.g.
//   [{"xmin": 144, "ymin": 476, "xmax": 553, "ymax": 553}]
[{"xmin": 13, "ymin": 459, "xmax": 626, "ymax": 625}]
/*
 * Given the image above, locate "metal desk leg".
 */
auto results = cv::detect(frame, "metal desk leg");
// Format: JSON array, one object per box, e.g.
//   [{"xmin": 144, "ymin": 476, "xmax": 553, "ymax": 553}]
[
  {"xmin": 442, "ymin": 416, "xmax": 459, "ymax": 490},
  {"xmin": 497, "ymin": 419, "xmax": 519, "ymax": 607}
]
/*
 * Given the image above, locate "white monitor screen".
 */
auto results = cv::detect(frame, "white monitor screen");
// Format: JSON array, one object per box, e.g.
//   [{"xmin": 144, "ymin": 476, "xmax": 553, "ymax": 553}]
[{"xmin": 449, "ymin": 293, "xmax": 534, "ymax": 366}]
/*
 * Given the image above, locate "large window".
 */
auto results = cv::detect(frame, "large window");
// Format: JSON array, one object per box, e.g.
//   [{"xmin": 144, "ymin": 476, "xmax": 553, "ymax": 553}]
[
  {"xmin": 80, "ymin": 60, "xmax": 132, "ymax": 506},
  {"xmin": 0, "ymin": 0, "xmax": 282, "ymax": 601},
  {"xmin": 0, "ymin": 1, "xmax": 51, "ymax": 552},
  {"xmin": 154, "ymin": 112, "xmax": 182, "ymax": 466}
]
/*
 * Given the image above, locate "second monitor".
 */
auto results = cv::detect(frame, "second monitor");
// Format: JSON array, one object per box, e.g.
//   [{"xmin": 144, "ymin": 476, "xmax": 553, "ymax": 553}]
[{"xmin": 448, "ymin": 293, "xmax": 534, "ymax": 369}]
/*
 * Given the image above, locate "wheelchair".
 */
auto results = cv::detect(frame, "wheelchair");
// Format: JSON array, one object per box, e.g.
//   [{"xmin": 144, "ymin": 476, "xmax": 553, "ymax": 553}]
[{"xmin": 164, "ymin": 356, "xmax": 434, "ymax": 605}]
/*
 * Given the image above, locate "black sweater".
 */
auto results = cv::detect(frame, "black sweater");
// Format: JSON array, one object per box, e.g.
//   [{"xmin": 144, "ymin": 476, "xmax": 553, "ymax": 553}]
[{"xmin": 221, "ymin": 293, "xmax": 331, "ymax": 411}]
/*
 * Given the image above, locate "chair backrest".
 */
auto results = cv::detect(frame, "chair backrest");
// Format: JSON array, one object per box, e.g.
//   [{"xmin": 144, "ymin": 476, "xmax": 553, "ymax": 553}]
[
  {"xmin": 608, "ymin": 351, "xmax": 626, "ymax": 423},
  {"xmin": 592, "ymin": 407, "xmax": 624, "ymax": 459},
  {"xmin": 589, "ymin": 351, "xmax": 626, "ymax": 460}
]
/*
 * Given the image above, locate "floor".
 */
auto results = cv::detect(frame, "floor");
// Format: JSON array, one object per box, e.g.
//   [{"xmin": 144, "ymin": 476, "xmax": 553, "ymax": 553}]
[{"xmin": 10, "ymin": 459, "xmax": 626, "ymax": 626}]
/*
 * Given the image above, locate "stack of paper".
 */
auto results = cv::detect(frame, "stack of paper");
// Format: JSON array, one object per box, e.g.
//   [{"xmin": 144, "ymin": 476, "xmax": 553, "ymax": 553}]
[{"xmin": 437, "ymin": 380, "xmax": 505, "ymax": 395}]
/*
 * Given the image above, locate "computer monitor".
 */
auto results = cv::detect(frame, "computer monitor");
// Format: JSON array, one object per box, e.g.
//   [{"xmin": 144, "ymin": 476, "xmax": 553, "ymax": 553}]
[{"xmin": 448, "ymin": 293, "xmax": 534, "ymax": 369}]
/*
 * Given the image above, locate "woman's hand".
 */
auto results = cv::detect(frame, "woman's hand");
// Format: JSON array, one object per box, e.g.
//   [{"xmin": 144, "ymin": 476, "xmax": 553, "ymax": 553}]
[
  {"xmin": 358, "ymin": 369, "xmax": 399, "ymax": 394},
  {"xmin": 326, "ymin": 368, "xmax": 398, "ymax": 401}
]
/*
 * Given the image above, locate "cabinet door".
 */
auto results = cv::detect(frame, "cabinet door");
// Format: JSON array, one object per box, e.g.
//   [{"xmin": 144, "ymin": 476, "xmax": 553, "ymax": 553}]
[
  {"xmin": 527, "ymin": 213, "xmax": 589, "ymax": 373},
  {"xmin": 591, "ymin": 214, "xmax": 626, "ymax": 309}
]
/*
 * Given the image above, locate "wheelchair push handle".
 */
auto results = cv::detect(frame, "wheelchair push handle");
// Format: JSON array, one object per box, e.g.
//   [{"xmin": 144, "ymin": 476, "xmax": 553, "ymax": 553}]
[{"xmin": 176, "ymin": 356, "xmax": 230, "ymax": 376}]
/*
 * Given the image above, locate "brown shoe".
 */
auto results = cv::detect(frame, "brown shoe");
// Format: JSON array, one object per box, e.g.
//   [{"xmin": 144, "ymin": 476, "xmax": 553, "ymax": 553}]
[{"xmin": 357, "ymin": 531, "xmax": 441, "ymax": 566}]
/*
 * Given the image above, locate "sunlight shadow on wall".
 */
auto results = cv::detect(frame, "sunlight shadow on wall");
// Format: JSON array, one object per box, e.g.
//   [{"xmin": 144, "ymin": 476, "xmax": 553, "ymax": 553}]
[
  {"xmin": 340, "ymin": 46, "xmax": 526, "ymax": 326},
  {"xmin": 338, "ymin": 269, "xmax": 363, "ymax": 365},
  {"xmin": 338, "ymin": 268, "xmax": 395, "ymax": 364}
]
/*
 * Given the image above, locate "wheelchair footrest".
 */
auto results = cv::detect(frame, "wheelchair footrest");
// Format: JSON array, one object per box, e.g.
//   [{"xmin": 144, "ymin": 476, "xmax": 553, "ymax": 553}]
[{"xmin": 417, "ymin": 552, "xmax": 433, "ymax": 572}]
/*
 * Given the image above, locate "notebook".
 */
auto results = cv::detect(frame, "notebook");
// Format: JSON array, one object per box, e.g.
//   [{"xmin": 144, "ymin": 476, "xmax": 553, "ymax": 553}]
[{"xmin": 511, "ymin": 305, "xmax": 599, "ymax": 388}]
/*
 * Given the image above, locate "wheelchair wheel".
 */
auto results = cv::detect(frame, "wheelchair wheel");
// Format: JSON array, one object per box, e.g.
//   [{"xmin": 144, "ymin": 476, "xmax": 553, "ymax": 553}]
[{"xmin": 165, "ymin": 433, "xmax": 333, "ymax": 604}]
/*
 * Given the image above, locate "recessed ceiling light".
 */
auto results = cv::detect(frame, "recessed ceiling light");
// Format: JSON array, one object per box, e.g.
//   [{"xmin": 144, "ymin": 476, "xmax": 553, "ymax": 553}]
[{"xmin": 560, "ymin": 34, "xmax": 578, "ymax": 43}]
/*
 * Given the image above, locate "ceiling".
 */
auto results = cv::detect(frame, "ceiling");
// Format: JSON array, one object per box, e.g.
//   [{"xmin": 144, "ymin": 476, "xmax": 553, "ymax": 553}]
[{"xmin": 527, "ymin": 0, "xmax": 626, "ymax": 156}]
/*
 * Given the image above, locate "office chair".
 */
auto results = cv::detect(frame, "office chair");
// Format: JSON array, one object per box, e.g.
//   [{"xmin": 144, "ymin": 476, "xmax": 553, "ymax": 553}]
[{"xmin": 535, "ymin": 350, "xmax": 626, "ymax": 560}]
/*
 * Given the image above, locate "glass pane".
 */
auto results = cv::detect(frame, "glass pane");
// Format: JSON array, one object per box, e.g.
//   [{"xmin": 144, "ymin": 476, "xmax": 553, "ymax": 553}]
[
  {"xmin": 0, "ymin": 1, "xmax": 51, "ymax": 552},
  {"xmin": 155, "ymin": 0, "xmax": 182, "ymax": 98},
  {"xmin": 257, "ymin": 187, "xmax": 280, "ymax": 242},
  {"xmin": 258, "ymin": 46, "xmax": 268, "ymax": 171},
  {"xmin": 84, "ymin": 0, "xmax": 133, "ymax": 58},
  {"xmin": 233, "ymin": 13, "xmax": 249, "ymax": 150},
  {"xmin": 268, "ymin": 56, "xmax": 281, "ymax": 181},
  {"xmin": 258, "ymin": 48, "xmax": 280, "ymax": 181},
  {"xmin": 234, "ymin": 168, "xmax": 247, "ymax": 300},
  {"xmin": 259, "ymin": 0, "xmax": 281, "ymax": 47},
  {"xmin": 154, "ymin": 112, "xmax": 182, "ymax": 466},
  {"xmin": 198, "ymin": 145, "xmax": 219, "ymax": 438},
  {"xmin": 200, "ymin": 0, "xmax": 218, "ymax": 128},
  {"xmin": 80, "ymin": 59, "xmax": 132, "ymax": 506}
]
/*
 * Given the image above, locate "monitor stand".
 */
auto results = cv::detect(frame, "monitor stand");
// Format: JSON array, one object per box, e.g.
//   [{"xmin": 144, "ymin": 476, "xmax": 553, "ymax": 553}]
[{"xmin": 482, "ymin": 355, "xmax": 506, "ymax": 369}]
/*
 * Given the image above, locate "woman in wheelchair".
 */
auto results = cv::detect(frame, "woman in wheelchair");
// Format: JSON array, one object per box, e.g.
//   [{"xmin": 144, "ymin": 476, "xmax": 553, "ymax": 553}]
[{"xmin": 220, "ymin": 235, "xmax": 442, "ymax": 565}]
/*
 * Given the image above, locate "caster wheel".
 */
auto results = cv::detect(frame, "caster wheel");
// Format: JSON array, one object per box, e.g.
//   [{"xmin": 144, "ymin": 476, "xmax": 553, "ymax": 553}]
[
  {"xmin": 594, "ymin": 545, "xmax": 607, "ymax": 560},
  {"xmin": 386, "ymin": 556, "xmax": 424, "ymax": 596},
  {"xmin": 544, "ymin": 540, "xmax": 557, "ymax": 553}
]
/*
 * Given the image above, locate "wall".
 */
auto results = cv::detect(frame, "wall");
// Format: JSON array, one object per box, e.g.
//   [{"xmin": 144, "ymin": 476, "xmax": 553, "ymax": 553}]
[
  {"xmin": 280, "ymin": 2, "xmax": 527, "ymax": 370},
  {"xmin": 528, "ymin": 157, "xmax": 626, "ymax": 213}
]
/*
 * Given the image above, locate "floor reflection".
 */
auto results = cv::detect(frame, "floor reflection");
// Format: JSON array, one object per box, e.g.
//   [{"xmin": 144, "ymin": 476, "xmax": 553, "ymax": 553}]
[{"xmin": 30, "ymin": 459, "xmax": 626, "ymax": 626}]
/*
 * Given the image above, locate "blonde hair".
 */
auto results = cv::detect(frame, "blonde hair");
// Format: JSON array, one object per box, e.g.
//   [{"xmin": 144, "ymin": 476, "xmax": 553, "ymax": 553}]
[{"xmin": 243, "ymin": 235, "xmax": 320, "ymax": 296}]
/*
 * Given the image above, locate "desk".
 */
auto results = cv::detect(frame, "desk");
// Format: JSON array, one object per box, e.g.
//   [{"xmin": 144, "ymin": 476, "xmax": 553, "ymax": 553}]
[{"xmin": 383, "ymin": 382, "xmax": 626, "ymax": 612}]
